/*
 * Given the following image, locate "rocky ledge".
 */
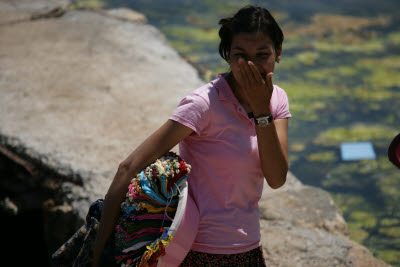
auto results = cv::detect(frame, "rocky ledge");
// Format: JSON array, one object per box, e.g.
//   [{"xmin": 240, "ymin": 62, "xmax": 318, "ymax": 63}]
[{"xmin": 0, "ymin": 1, "xmax": 390, "ymax": 266}]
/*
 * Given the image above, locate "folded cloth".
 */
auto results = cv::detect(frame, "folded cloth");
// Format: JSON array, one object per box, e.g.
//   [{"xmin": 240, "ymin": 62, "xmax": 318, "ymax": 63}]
[
  {"xmin": 51, "ymin": 152, "xmax": 192, "ymax": 267},
  {"xmin": 115, "ymin": 152, "xmax": 191, "ymax": 266},
  {"xmin": 388, "ymin": 133, "xmax": 400, "ymax": 169}
]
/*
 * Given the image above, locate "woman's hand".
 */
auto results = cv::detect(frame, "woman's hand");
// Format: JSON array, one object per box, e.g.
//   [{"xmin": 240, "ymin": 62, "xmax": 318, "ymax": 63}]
[{"xmin": 231, "ymin": 57, "xmax": 273, "ymax": 116}]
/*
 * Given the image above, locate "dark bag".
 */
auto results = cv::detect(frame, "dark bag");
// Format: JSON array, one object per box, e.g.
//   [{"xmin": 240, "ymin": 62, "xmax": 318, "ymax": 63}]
[{"xmin": 51, "ymin": 199, "xmax": 118, "ymax": 267}]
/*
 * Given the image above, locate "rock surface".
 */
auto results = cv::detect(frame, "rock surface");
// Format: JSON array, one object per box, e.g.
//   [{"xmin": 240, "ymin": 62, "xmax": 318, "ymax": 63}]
[
  {"xmin": 0, "ymin": 0, "xmax": 203, "ymax": 221},
  {"xmin": 0, "ymin": 0, "xmax": 70, "ymax": 25},
  {"xmin": 0, "ymin": 1, "xmax": 391, "ymax": 266},
  {"xmin": 259, "ymin": 173, "xmax": 389, "ymax": 266}
]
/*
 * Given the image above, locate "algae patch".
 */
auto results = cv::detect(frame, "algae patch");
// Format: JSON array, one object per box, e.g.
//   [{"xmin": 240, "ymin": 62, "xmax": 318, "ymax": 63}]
[
  {"xmin": 308, "ymin": 151, "xmax": 337, "ymax": 163},
  {"xmin": 314, "ymin": 124, "xmax": 398, "ymax": 146},
  {"xmin": 70, "ymin": 0, "xmax": 105, "ymax": 9}
]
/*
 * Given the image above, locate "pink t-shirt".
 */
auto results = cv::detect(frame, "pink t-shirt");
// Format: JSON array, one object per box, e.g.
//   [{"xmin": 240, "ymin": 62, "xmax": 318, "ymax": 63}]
[{"xmin": 169, "ymin": 74, "xmax": 291, "ymax": 254}]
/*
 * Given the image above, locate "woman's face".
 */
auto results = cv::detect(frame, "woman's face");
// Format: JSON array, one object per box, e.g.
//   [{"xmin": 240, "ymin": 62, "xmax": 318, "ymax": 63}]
[{"xmin": 228, "ymin": 31, "xmax": 281, "ymax": 81}]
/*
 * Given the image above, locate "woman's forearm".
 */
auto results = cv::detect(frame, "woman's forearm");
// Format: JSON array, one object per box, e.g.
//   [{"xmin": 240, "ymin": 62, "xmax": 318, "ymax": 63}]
[
  {"xmin": 92, "ymin": 164, "xmax": 137, "ymax": 267},
  {"xmin": 255, "ymin": 118, "xmax": 289, "ymax": 189},
  {"xmin": 92, "ymin": 157, "xmax": 155, "ymax": 266}
]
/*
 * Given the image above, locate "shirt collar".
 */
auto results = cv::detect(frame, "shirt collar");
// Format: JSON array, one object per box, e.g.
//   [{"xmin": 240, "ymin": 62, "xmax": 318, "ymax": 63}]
[
  {"xmin": 211, "ymin": 73, "xmax": 240, "ymax": 105},
  {"xmin": 211, "ymin": 74, "xmax": 254, "ymax": 122}
]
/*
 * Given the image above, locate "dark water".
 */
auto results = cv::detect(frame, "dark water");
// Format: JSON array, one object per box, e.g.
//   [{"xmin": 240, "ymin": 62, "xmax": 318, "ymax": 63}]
[{"xmin": 98, "ymin": 0, "xmax": 400, "ymax": 265}]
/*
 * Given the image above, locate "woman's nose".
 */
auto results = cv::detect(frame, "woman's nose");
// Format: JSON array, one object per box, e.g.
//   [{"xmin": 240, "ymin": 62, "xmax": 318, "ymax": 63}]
[{"xmin": 242, "ymin": 55, "xmax": 255, "ymax": 62}]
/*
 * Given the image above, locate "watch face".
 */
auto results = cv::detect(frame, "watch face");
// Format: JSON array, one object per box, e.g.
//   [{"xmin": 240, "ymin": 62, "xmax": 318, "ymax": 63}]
[
  {"xmin": 255, "ymin": 114, "xmax": 273, "ymax": 126},
  {"xmin": 257, "ymin": 118, "xmax": 269, "ymax": 126}
]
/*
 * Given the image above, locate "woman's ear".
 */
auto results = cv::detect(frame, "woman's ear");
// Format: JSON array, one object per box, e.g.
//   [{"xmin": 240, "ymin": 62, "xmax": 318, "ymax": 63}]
[{"xmin": 276, "ymin": 45, "xmax": 282, "ymax": 63}]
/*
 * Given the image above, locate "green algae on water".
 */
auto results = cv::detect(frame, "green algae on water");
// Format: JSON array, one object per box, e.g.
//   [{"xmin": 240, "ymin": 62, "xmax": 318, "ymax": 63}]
[
  {"xmin": 291, "ymin": 142, "xmax": 305, "ymax": 152},
  {"xmin": 294, "ymin": 51, "xmax": 320, "ymax": 65},
  {"xmin": 388, "ymin": 32, "xmax": 400, "ymax": 46},
  {"xmin": 70, "ymin": 0, "xmax": 105, "ymax": 9},
  {"xmin": 307, "ymin": 151, "xmax": 337, "ymax": 163},
  {"xmin": 162, "ymin": 25, "xmax": 220, "ymax": 44},
  {"xmin": 312, "ymin": 39, "xmax": 385, "ymax": 53},
  {"xmin": 314, "ymin": 124, "xmax": 398, "ymax": 146}
]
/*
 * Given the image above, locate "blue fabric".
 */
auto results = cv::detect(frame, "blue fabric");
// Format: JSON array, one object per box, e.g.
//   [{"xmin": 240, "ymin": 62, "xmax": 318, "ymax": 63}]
[{"xmin": 139, "ymin": 171, "xmax": 178, "ymax": 204}]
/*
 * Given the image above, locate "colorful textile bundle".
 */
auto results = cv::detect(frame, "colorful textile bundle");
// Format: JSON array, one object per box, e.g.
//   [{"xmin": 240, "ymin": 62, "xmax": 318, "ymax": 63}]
[{"xmin": 115, "ymin": 152, "xmax": 191, "ymax": 266}]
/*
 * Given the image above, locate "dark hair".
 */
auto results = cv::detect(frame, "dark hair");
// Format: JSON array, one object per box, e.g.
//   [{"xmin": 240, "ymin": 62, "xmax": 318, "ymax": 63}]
[{"xmin": 218, "ymin": 5, "xmax": 284, "ymax": 62}]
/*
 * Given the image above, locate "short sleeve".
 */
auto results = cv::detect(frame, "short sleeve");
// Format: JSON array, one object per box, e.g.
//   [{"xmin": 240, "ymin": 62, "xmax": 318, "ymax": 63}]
[
  {"xmin": 169, "ymin": 93, "xmax": 210, "ymax": 136},
  {"xmin": 273, "ymin": 86, "xmax": 292, "ymax": 120}
]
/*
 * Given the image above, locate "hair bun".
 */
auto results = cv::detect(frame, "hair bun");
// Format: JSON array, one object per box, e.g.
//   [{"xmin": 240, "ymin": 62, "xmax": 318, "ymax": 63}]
[{"xmin": 218, "ymin": 17, "xmax": 232, "ymax": 26}]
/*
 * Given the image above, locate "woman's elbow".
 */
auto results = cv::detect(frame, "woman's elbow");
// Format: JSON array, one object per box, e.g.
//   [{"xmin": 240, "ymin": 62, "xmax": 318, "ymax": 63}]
[
  {"xmin": 113, "ymin": 160, "xmax": 136, "ymax": 185},
  {"xmin": 268, "ymin": 177, "xmax": 286, "ymax": 189},
  {"xmin": 117, "ymin": 161, "xmax": 131, "ymax": 176},
  {"xmin": 265, "ymin": 169, "xmax": 288, "ymax": 189}
]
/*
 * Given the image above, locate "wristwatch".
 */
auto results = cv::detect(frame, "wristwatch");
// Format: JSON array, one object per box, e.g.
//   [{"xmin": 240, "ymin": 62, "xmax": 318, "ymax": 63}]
[{"xmin": 255, "ymin": 114, "xmax": 274, "ymax": 126}]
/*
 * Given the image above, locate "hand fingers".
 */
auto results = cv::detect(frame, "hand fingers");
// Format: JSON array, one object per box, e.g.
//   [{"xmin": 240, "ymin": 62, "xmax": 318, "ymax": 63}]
[
  {"xmin": 266, "ymin": 72, "xmax": 274, "ymax": 93},
  {"xmin": 238, "ymin": 57, "xmax": 252, "ymax": 88},
  {"xmin": 233, "ymin": 57, "xmax": 245, "ymax": 87},
  {"xmin": 247, "ymin": 61, "xmax": 264, "ymax": 84},
  {"xmin": 239, "ymin": 59, "xmax": 264, "ymax": 87},
  {"xmin": 233, "ymin": 58, "xmax": 270, "ymax": 94}
]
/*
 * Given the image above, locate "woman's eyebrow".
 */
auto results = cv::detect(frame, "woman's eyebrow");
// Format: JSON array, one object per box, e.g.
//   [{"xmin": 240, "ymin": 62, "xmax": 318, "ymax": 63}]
[
  {"xmin": 231, "ymin": 46, "xmax": 244, "ymax": 50},
  {"xmin": 231, "ymin": 46, "xmax": 270, "ymax": 51}
]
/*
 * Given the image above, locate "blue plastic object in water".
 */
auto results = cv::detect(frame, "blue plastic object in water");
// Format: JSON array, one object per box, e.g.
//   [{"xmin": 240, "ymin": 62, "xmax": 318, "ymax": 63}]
[{"xmin": 340, "ymin": 142, "xmax": 376, "ymax": 161}]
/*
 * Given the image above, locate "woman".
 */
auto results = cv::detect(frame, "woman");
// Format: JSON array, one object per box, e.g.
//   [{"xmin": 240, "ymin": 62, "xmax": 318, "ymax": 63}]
[{"xmin": 93, "ymin": 5, "xmax": 291, "ymax": 266}]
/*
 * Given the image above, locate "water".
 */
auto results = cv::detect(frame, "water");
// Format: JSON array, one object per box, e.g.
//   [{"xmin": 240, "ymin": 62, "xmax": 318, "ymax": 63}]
[{"xmin": 98, "ymin": 0, "xmax": 400, "ymax": 264}]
